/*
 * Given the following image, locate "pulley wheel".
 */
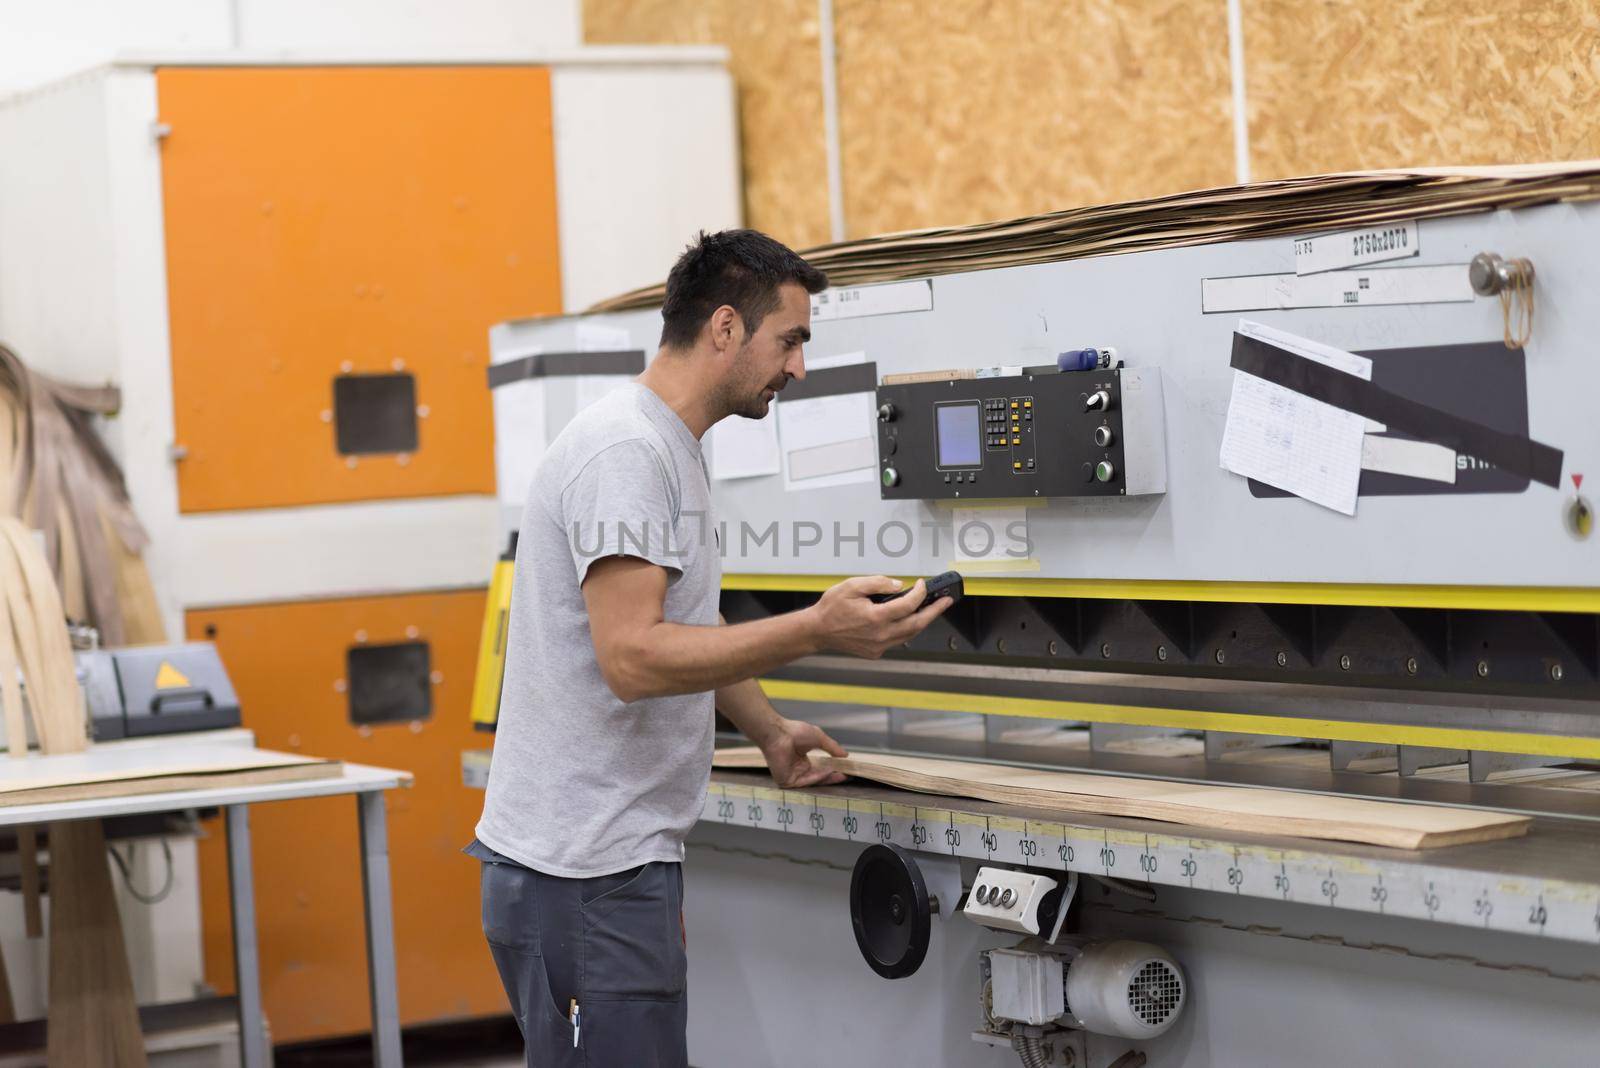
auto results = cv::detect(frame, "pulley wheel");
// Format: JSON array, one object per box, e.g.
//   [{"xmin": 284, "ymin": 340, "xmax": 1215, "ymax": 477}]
[{"xmin": 849, "ymin": 843, "xmax": 932, "ymax": 979}]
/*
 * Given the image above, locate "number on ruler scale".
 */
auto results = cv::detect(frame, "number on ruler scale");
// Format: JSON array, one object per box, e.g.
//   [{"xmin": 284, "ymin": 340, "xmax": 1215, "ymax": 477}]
[
  {"xmin": 808, "ymin": 811, "xmax": 824, "ymax": 832},
  {"xmin": 776, "ymin": 806, "xmax": 794, "ymax": 827},
  {"xmin": 1227, "ymin": 866, "xmax": 1245, "ymax": 890},
  {"xmin": 842, "ymin": 815, "xmax": 858, "ymax": 837},
  {"xmin": 1423, "ymin": 882, "xmax": 1440, "ymax": 917},
  {"xmin": 1473, "ymin": 892, "xmax": 1493, "ymax": 921},
  {"xmin": 912, "ymin": 824, "xmax": 929, "ymax": 846},
  {"xmin": 945, "ymin": 827, "xmax": 961, "ymax": 848},
  {"xmin": 717, "ymin": 800, "xmax": 735, "ymax": 820},
  {"xmin": 1321, "ymin": 877, "xmax": 1339, "ymax": 905},
  {"xmin": 1371, "ymin": 882, "xmax": 1388, "ymax": 908},
  {"xmin": 1529, "ymin": 899, "xmax": 1548, "ymax": 930},
  {"xmin": 1139, "ymin": 853, "xmax": 1158, "ymax": 875},
  {"xmin": 1058, "ymin": 843, "xmax": 1075, "ymax": 864},
  {"xmin": 1274, "ymin": 872, "xmax": 1291, "ymax": 898},
  {"xmin": 1018, "ymin": 837, "xmax": 1039, "ymax": 858},
  {"xmin": 1100, "ymin": 846, "xmax": 1116, "ymax": 870},
  {"xmin": 875, "ymin": 820, "xmax": 892, "ymax": 841},
  {"xmin": 980, "ymin": 831, "xmax": 998, "ymax": 853},
  {"xmin": 1180, "ymin": 856, "xmax": 1197, "ymax": 879}
]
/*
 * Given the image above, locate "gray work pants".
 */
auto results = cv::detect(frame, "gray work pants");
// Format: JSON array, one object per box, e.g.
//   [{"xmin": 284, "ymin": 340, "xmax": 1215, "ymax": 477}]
[{"xmin": 468, "ymin": 840, "xmax": 689, "ymax": 1067}]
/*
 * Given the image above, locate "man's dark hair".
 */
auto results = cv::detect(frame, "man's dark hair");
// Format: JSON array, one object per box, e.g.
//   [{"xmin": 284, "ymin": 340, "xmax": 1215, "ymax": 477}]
[{"xmin": 659, "ymin": 229, "xmax": 828, "ymax": 349}]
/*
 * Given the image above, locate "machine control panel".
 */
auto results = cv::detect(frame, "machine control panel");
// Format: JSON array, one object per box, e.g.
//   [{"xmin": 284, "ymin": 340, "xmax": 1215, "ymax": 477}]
[{"xmin": 876, "ymin": 367, "xmax": 1166, "ymax": 500}]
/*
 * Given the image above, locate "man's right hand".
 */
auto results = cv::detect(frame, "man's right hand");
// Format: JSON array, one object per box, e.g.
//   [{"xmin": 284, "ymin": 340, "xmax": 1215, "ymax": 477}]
[{"xmin": 807, "ymin": 576, "xmax": 953, "ymax": 659}]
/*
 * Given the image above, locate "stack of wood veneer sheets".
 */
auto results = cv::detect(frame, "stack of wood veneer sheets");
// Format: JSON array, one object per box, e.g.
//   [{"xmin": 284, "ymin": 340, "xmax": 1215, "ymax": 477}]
[{"xmin": 590, "ymin": 162, "xmax": 1600, "ymax": 312}]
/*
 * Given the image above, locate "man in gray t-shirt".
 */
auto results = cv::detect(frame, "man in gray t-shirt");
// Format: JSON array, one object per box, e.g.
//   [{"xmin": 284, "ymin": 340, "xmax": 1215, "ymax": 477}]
[{"xmin": 470, "ymin": 230, "xmax": 949, "ymax": 1066}]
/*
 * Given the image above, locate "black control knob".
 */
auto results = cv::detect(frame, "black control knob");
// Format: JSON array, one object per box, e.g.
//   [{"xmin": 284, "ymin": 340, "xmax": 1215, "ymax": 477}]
[
  {"xmin": 1093, "ymin": 424, "xmax": 1116, "ymax": 448},
  {"xmin": 1085, "ymin": 389, "xmax": 1113, "ymax": 413},
  {"xmin": 877, "ymin": 402, "xmax": 897, "ymax": 423}
]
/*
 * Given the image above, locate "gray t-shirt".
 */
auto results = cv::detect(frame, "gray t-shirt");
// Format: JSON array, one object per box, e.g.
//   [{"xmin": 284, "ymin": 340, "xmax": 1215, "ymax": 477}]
[{"xmin": 475, "ymin": 382, "xmax": 720, "ymax": 877}]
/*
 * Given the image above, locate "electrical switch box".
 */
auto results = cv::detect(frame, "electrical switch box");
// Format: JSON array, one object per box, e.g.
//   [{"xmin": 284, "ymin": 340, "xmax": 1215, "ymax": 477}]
[
  {"xmin": 965, "ymin": 866, "xmax": 1061, "ymax": 935},
  {"xmin": 986, "ymin": 948, "xmax": 1066, "ymax": 1026}
]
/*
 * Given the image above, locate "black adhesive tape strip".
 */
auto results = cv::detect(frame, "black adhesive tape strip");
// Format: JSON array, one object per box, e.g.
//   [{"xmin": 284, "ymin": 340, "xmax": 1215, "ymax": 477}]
[
  {"xmin": 1229, "ymin": 334, "xmax": 1564, "ymax": 489},
  {"xmin": 487, "ymin": 349, "xmax": 646, "ymax": 389},
  {"xmin": 776, "ymin": 360, "xmax": 879, "ymax": 403}
]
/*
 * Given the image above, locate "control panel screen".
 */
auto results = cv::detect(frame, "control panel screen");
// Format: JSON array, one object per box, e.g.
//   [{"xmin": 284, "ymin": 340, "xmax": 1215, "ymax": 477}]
[{"xmin": 935, "ymin": 402, "xmax": 981, "ymax": 468}]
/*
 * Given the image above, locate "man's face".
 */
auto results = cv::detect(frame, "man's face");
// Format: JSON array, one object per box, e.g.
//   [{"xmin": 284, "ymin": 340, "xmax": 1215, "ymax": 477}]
[{"xmin": 723, "ymin": 283, "xmax": 811, "ymax": 419}]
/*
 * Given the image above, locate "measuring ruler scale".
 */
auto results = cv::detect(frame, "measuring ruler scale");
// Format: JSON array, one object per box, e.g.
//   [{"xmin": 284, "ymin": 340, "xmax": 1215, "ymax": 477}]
[{"xmin": 699, "ymin": 781, "xmax": 1600, "ymax": 946}]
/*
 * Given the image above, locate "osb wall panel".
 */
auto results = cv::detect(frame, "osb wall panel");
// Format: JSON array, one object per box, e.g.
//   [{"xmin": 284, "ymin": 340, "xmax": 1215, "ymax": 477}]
[
  {"xmin": 1246, "ymin": 1, "xmax": 1600, "ymax": 180},
  {"xmin": 834, "ymin": 0, "xmax": 1236, "ymax": 238},
  {"xmin": 584, "ymin": 0, "xmax": 833, "ymax": 248}
]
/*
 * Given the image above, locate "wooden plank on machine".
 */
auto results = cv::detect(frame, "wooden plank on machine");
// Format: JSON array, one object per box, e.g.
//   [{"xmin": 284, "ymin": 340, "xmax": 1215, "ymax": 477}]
[{"xmin": 711, "ymin": 747, "xmax": 1530, "ymax": 850}]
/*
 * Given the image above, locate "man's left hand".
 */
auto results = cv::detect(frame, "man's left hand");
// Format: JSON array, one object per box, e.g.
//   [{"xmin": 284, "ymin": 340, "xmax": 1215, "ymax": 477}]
[{"xmin": 759, "ymin": 717, "xmax": 848, "ymax": 788}]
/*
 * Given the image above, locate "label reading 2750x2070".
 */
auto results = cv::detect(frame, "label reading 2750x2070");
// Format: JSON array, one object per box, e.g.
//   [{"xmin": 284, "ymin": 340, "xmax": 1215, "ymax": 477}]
[{"xmin": 1293, "ymin": 220, "xmax": 1419, "ymax": 276}]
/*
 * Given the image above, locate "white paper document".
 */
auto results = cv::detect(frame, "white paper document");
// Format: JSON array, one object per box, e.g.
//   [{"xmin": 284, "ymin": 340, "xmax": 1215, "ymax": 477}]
[
  {"xmin": 1361, "ymin": 435, "xmax": 1457, "ymax": 483},
  {"xmin": 1219, "ymin": 322, "xmax": 1373, "ymax": 516},
  {"xmin": 777, "ymin": 352, "xmax": 877, "ymax": 491},
  {"xmin": 1236, "ymin": 319, "xmax": 1375, "ymax": 379},
  {"xmin": 709, "ymin": 411, "xmax": 781, "ymax": 480}
]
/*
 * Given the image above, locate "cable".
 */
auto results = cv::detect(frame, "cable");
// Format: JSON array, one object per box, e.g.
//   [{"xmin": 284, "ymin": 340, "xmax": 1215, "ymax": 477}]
[
  {"xmin": 107, "ymin": 837, "xmax": 175, "ymax": 906},
  {"xmin": 1013, "ymin": 1033, "xmax": 1051, "ymax": 1068}
]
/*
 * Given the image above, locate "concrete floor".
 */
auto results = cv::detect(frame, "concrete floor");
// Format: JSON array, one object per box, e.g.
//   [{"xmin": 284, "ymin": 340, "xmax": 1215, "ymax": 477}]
[{"xmin": 273, "ymin": 1016, "xmax": 524, "ymax": 1067}]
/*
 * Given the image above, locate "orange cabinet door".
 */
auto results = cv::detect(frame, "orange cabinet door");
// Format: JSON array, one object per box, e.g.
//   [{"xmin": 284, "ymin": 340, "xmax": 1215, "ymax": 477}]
[
  {"xmin": 189, "ymin": 589, "xmax": 505, "ymax": 1043},
  {"xmin": 159, "ymin": 66, "xmax": 562, "ymax": 512}
]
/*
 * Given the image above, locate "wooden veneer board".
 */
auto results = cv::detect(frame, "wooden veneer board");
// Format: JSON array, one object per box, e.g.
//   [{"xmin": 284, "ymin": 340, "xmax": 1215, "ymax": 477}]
[
  {"xmin": 0, "ymin": 746, "xmax": 341, "ymax": 808},
  {"xmin": 710, "ymin": 747, "xmax": 1530, "ymax": 850}
]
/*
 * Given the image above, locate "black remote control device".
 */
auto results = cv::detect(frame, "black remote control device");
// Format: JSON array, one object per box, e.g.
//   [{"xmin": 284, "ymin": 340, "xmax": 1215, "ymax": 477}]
[{"xmin": 869, "ymin": 570, "xmax": 965, "ymax": 609}]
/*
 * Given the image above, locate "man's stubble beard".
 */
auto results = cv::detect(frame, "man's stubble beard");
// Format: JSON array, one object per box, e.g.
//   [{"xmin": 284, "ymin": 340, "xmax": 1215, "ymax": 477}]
[{"xmin": 717, "ymin": 341, "xmax": 773, "ymax": 421}]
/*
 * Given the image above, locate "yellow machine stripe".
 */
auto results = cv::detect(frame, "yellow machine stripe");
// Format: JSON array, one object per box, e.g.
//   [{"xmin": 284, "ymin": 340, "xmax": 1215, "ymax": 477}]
[
  {"xmin": 757, "ymin": 679, "xmax": 1600, "ymax": 761},
  {"xmin": 469, "ymin": 557, "xmax": 517, "ymax": 729},
  {"xmin": 722, "ymin": 574, "xmax": 1600, "ymax": 612}
]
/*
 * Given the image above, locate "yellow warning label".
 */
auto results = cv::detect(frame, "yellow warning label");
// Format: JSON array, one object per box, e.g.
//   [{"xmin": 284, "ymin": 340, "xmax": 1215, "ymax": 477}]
[{"xmin": 154, "ymin": 661, "xmax": 191, "ymax": 690}]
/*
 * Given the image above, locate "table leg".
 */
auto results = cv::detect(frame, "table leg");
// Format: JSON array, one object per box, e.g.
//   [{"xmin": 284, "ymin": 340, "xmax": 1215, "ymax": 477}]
[
  {"xmin": 225, "ymin": 804, "xmax": 269, "ymax": 1068},
  {"xmin": 358, "ymin": 791, "xmax": 403, "ymax": 1066}
]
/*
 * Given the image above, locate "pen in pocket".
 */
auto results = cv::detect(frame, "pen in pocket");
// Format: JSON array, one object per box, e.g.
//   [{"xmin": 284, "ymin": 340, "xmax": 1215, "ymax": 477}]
[{"xmin": 569, "ymin": 998, "xmax": 580, "ymax": 1047}]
